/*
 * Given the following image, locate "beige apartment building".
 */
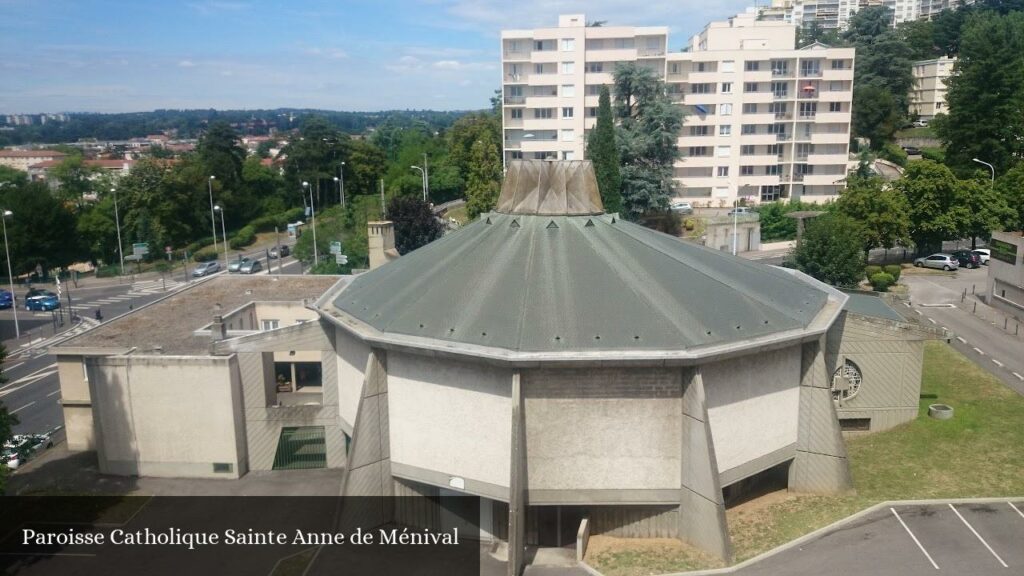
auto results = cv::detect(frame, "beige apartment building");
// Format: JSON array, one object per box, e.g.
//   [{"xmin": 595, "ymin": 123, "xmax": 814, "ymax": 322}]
[
  {"xmin": 910, "ymin": 56, "xmax": 955, "ymax": 121},
  {"xmin": 500, "ymin": 12, "xmax": 855, "ymax": 205},
  {"xmin": 0, "ymin": 149, "xmax": 67, "ymax": 172}
]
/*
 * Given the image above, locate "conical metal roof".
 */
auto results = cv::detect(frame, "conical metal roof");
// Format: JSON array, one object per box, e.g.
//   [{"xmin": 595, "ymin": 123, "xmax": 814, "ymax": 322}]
[{"xmin": 496, "ymin": 160, "xmax": 604, "ymax": 216}]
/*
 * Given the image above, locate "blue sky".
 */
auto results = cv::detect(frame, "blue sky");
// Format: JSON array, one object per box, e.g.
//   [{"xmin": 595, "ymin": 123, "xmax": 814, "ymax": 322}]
[{"xmin": 0, "ymin": 0, "xmax": 752, "ymax": 114}]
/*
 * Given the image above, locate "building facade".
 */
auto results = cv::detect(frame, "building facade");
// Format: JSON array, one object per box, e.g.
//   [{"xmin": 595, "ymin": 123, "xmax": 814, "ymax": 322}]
[
  {"xmin": 910, "ymin": 56, "xmax": 955, "ymax": 121},
  {"xmin": 0, "ymin": 149, "xmax": 67, "ymax": 172},
  {"xmin": 757, "ymin": 0, "xmax": 969, "ymax": 30},
  {"xmin": 986, "ymin": 231, "xmax": 1024, "ymax": 320},
  {"xmin": 499, "ymin": 12, "xmax": 855, "ymax": 205}
]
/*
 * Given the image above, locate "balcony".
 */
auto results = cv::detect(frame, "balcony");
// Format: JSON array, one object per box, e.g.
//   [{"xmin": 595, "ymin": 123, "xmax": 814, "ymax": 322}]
[
  {"xmin": 503, "ymin": 50, "xmax": 531, "ymax": 61},
  {"xmin": 638, "ymin": 47, "xmax": 666, "ymax": 58},
  {"xmin": 798, "ymin": 91, "xmax": 819, "ymax": 100},
  {"xmin": 504, "ymin": 73, "xmax": 527, "ymax": 83},
  {"xmin": 772, "ymin": 92, "xmax": 790, "ymax": 101},
  {"xmin": 776, "ymin": 133, "xmax": 791, "ymax": 142},
  {"xmin": 774, "ymin": 111, "xmax": 793, "ymax": 120},
  {"xmin": 505, "ymin": 118, "xmax": 523, "ymax": 128},
  {"xmin": 504, "ymin": 96, "xmax": 526, "ymax": 105},
  {"xmin": 771, "ymin": 69, "xmax": 793, "ymax": 78},
  {"xmin": 798, "ymin": 113, "xmax": 817, "ymax": 120},
  {"xmin": 800, "ymin": 69, "xmax": 823, "ymax": 78}
]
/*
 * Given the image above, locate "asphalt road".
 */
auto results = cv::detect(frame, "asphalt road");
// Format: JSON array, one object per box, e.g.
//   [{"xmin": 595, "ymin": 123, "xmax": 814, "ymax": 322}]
[
  {"xmin": 901, "ymin": 266, "xmax": 1024, "ymax": 395},
  {"xmin": 736, "ymin": 500, "xmax": 1024, "ymax": 576},
  {"xmin": 0, "ymin": 244, "xmax": 303, "ymax": 439}
]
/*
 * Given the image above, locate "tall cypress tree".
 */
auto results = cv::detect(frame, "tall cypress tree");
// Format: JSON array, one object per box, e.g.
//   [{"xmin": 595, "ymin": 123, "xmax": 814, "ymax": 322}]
[{"xmin": 587, "ymin": 86, "xmax": 622, "ymax": 214}]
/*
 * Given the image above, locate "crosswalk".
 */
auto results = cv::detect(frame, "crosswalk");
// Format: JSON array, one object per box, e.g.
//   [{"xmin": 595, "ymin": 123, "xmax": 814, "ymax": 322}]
[{"xmin": 47, "ymin": 278, "xmax": 188, "ymax": 317}]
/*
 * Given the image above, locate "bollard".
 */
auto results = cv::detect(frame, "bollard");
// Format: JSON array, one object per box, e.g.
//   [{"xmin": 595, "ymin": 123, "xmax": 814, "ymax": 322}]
[
  {"xmin": 972, "ymin": 284, "xmax": 975, "ymax": 295},
  {"xmin": 1005, "ymin": 318, "xmax": 1008, "ymax": 330},
  {"xmin": 973, "ymin": 301, "xmax": 977, "ymax": 313}
]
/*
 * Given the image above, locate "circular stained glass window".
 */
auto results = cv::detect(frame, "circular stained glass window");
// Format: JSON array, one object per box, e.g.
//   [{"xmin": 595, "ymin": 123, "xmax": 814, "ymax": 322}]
[{"xmin": 831, "ymin": 359, "xmax": 862, "ymax": 402}]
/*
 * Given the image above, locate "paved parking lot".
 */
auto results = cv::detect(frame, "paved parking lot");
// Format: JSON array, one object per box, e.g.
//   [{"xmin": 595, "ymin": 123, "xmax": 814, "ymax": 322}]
[{"xmin": 736, "ymin": 500, "xmax": 1024, "ymax": 576}]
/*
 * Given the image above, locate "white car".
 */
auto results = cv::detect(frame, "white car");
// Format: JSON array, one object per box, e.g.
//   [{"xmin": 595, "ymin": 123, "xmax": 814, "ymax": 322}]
[
  {"xmin": 727, "ymin": 206, "xmax": 752, "ymax": 216},
  {"xmin": 972, "ymin": 248, "xmax": 990, "ymax": 265},
  {"xmin": 913, "ymin": 253, "xmax": 959, "ymax": 271},
  {"xmin": 670, "ymin": 201, "xmax": 694, "ymax": 215}
]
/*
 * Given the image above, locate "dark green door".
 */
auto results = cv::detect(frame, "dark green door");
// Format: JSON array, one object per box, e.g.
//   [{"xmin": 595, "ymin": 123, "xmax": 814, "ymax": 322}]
[{"xmin": 272, "ymin": 426, "xmax": 326, "ymax": 470}]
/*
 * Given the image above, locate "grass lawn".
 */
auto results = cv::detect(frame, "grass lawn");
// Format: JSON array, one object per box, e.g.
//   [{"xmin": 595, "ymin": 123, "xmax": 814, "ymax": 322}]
[
  {"xmin": 589, "ymin": 341, "xmax": 1024, "ymax": 574},
  {"xmin": 446, "ymin": 205, "xmax": 468, "ymax": 225},
  {"xmin": 896, "ymin": 126, "xmax": 936, "ymax": 139}
]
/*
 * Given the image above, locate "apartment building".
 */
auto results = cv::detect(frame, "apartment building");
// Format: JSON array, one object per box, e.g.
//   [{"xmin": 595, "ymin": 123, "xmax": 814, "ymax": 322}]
[
  {"xmin": 500, "ymin": 14, "xmax": 668, "ymax": 164},
  {"xmin": 500, "ymin": 12, "xmax": 855, "ymax": 205},
  {"xmin": 910, "ymin": 56, "xmax": 955, "ymax": 120},
  {"xmin": 757, "ymin": 0, "xmax": 970, "ymax": 30}
]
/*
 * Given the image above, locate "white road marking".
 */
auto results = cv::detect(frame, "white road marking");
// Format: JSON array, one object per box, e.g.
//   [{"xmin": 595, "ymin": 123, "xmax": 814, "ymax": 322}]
[
  {"xmin": 891, "ymin": 507, "xmax": 939, "ymax": 570},
  {"xmin": 107, "ymin": 295, "xmax": 132, "ymax": 301},
  {"xmin": 1009, "ymin": 502, "xmax": 1024, "ymax": 520},
  {"xmin": 956, "ymin": 336, "xmax": 967, "ymax": 343},
  {"xmin": 3, "ymin": 361, "xmax": 25, "ymax": 371},
  {"xmin": 992, "ymin": 359, "xmax": 1004, "ymax": 368},
  {"xmin": 928, "ymin": 318, "xmax": 937, "ymax": 324},
  {"xmin": 1012, "ymin": 372, "xmax": 1024, "ymax": 382},
  {"xmin": 949, "ymin": 503, "xmax": 1008, "ymax": 568},
  {"xmin": 973, "ymin": 347, "xmax": 985, "ymax": 355},
  {"xmin": 46, "ymin": 389, "xmax": 61, "ymax": 398},
  {"xmin": 11, "ymin": 401, "xmax": 36, "ymax": 414},
  {"xmin": 915, "ymin": 309, "xmax": 923, "ymax": 315}
]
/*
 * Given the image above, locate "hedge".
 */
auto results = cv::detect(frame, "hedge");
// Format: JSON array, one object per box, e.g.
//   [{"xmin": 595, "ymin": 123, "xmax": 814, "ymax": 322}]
[
  {"xmin": 883, "ymin": 264, "xmax": 902, "ymax": 283},
  {"xmin": 869, "ymin": 272, "xmax": 896, "ymax": 292},
  {"xmin": 229, "ymin": 225, "xmax": 257, "ymax": 250},
  {"xmin": 865, "ymin": 265, "xmax": 883, "ymax": 279}
]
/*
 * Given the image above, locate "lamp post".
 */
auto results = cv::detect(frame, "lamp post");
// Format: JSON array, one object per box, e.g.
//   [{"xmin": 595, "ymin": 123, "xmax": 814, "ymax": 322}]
[
  {"xmin": 207, "ymin": 175, "xmax": 218, "ymax": 257},
  {"xmin": 214, "ymin": 205, "xmax": 228, "ymax": 268},
  {"xmin": 111, "ymin": 187, "xmax": 125, "ymax": 276},
  {"xmin": 411, "ymin": 166, "xmax": 426, "ymax": 202},
  {"xmin": 972, "ymin": 158, "xmax": 995, "ymax": 184},
  {"xmin": 2, "ymin": 210, "xmax": 19, "ymax": 338},
  {"xmin": 339, "ymin": 161, "xmax": 346, "ymax": 207},
  {"xmin": 303, "ymin": 181, "xmax": 318, "ymax": 266},
  {"xmin": 423, "ymin": 152, "xmax": 429, "ymax": 203}
]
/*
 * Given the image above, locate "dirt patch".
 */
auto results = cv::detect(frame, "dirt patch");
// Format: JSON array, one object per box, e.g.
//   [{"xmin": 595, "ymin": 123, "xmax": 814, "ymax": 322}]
[{"xmin": 584, "ymin": 535, "xmax": 724, "ymax": 576}]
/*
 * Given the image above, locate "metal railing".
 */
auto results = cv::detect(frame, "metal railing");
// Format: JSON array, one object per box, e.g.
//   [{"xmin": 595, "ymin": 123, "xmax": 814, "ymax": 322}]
[
  {"xmin": 504, "ymin": 96, "xmax": 525, "ymax": 105},
  {"xmin": 638, "ymin": 48, "xmax": 666, "ymax": 57}
]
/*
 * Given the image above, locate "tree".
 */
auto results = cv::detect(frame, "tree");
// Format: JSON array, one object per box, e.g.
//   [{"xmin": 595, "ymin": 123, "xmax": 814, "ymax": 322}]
[
  {"xmin": 612, "ymin": 63, "xmax": 684, "ymax": 220},
  {"xmin": 587, "ymin": 86, "xmax": 623, "ymax": 214},
  {"xmin": 49, "ymin": 155, "xmax": 98, "ymax": 210},
  {"xmin": 897, "ymin": 19, "xmax": 939, "ymax": 60},
  {"xmin": 1, "ymin": 342, "xmax": 16, "ymax": 494},
  {"xmin": 0, "ymin": 181, "xmax": 81, "ymax": 275},
  {"xmin": 835, "ymin": 175, "xmax": 911, "ymax": 254},
  {"xmin": 852, "ymin": 86, "xmax": 904, "ymax": 149},
  {"xmin": 892, "ymin": 160, "xmax": 971, "ymax": 253},
  {"xmin": 935, "ymin": 11, "xmax": 1024, "ymax": 175},
  {"xmin": 256, "ymin": 139, "xmax": 278, "ymax": 159},
  {"xmin": 446, "ymin": 112, "xmax": 501, "ymax": 187},
  {"xmin": 793, "ymin": 213, "xmax": 867, "ymax": 287},
  {"xmin": 993, "ymin": 162, "xmax": 1024, "ymax": 230},
  {"xmin": 464, "ymin": 134, "xmax": 502, "ymax": 220},
  {"xmin": 961, "ymin": 178, "xmax": 1016, "ymax": 247},
  {"xmin": 387, "ymin": 196, "xmax": 444, "ymax": 255},
  {"xmin": 196, "ymin": 120, "xmax": 246, "ymax": 186}
]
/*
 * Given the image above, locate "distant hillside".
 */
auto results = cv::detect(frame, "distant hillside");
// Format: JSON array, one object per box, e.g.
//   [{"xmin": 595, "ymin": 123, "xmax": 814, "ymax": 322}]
[{"xmin": 0, "ymin": 108, "xmax": 477, "ymax": 145}]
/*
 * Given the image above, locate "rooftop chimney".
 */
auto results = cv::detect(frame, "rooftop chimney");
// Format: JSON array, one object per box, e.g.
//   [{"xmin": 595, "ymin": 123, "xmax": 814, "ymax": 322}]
[
  {"xmin": 368, "ymin": 221, "xmax": 400, "ymax": 270},
  {"xmin": 211, "ymin": 314, "xmax": 227, "ymax": 343}
]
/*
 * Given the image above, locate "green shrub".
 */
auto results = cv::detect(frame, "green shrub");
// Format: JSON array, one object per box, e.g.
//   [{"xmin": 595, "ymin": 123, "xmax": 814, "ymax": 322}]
[
  {"xmin": 229, "ymin": 225, "xmax": 257, "ymax": 250},
  {"xmin": 879, "ymin": 143, "xmax": 908, "ymax": 167},
  {"xmin": 865, "ymin": 265, "xmax": 882, "ymax": 279},
  {"xmin": 921, "ymin": 147, "xmax": 945, "ymax": 163},
  {"xmin": 193, "ymin": 248, "xmax": 219, "ymax": 262},
  {"xmin": 869, "ymin": 272, "xmax": 895, "ymax": 292},
  {"xmin": 883, "ymin": 264, "xmax": 902, "ymax": 283},
  {"xmin": 184, "ymin": 236, "xmax": 215, "ymax": 256}
]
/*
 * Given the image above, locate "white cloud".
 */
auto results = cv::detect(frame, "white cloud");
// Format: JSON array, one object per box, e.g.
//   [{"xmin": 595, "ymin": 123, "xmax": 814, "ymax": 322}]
[
  {"xmin": 433, "ymin": 60, "xmax": 462, "ymax": 70},
  {"xmin": 178, "ymin": 60, "xmax": 197, "ymax": 68}
]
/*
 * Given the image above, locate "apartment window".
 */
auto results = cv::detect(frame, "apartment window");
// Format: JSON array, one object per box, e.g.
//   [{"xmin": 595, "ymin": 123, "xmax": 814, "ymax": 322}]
[
  {"xmin": 534, "ymin": 63, "xmax": 545, "ymax": 74},
  {"xmin": 533, "ymin": 152, "xmax": 553, "ymax": 159},
  {"xmin": 669, "ymin": 62, "xmax": 682, "ymax": 74},
  {"xmin": 534, "ymin": 40, "xmax": 544, "ymax": 51},
  {"xmin": 829, "ymin": 102, "xmax": 842, "ymax": 112},
  {"xmin": 741, "ymin": 165, "xmax": 755, "ymax": 175},
  {"xmin": 695, "ymin": 61, "xmax": 708, "ymax": 72},
  {"xmin": 721, "ymin": 82, "xmax": 733, "ymax": 94},
  {"xmin": 745, "ymin": 61, "xmax": 761, "ymax": 71},
  {"xmin": 716, "ymin": 145, "xmax": 731, "ymax": 157},
  {"xmin": 740, "ymin": 144, "xmax": 755, "ymax": 155},
  {"xmin": 534, "ymin": 108, "xmax": 554, "ymax": 119},
  {"xmin": 743, "ymin": 103, "xmax": 758, "ymax": 114},
  {"xmin": 688, "ymin": 146, "xmax": 710, "ymax": 156},
  {"xmin": 799, "ymin": 102, "xmax": 817, "ymax": 118},
  {"xmin": 761, "ymin": 185, "xmax": 782, "ymax": 202},
  {"xmin": 771, "ymin": 82, "xmax": 788, "ymax": 96},
  {"xmin": 768, "ymin": 102, "xmax": 787, "ymax": 114},
  {"xmin": 720, "ymin": 103, "xmax": 733, "ymax": 116},
  {"xmin": 562, "ymin": 151, "xmax": 576, "ymax": 160},
  {"xmin": 767, "ymin": 143, "xmax": 781, "ymax": 156},
  {"xmin": 587, "ymin": 62, "xmax": 603, "ymax": 73},
  {"xmin": 562, "ymin": 107, "xmax": 574, "ymax": 118},
  {"xmin": 561, "ymin": 84, "xmax": 576, "ymax": 97},
  {"xmin": 561, "ymin": 38, "xmax": 575, "ymax": 51},
  {"xmin": 689, "ymin": 125, "xmax": 710, "ymax": 136},
  {"xmin": 561, "ymin": 129, "xmax": 574, "ymax": 142},
  {"xmin": 744, "ymin": 82, "xmax": 759, "ymax": 93},
  {"xmin": 261, "ymin": 319, "xmax": 280, "ymax": 330},
  {"xmin": 765, "ymin": 165, "xmax": 780, "ymax": 175},
  {"xmin": 510, "ymin": 151, "xmax": 523, "ymax": 159},
  {"xmin": 801, "ymin": 60, "xmax": 821, "ymax": 76},
  {"xmin": 768, "ymin": 123, "xmax": 786, "ymax": 135},
  {"xmin": 721, "ymin": 60, "xmax": 735, "ymax": 73},
  {"xmin": 561, "ymin": 62, "xmax": 575, "ymax": 74},
  {"xmin": 717, "ymin": 166, "xmax": 729, "ymax": 177},
  {"xmin": 829, "ymin": 81, "xmax": 843, "ymax": 91},
  {"xmin": 831, "ymin": 59, "xmax": 848, "ymax": 70},
  {"xmin": 587, "ymin": 84, "xmax": 603, "ymax": 95},
  {"xmin": 510, "ymin": 109, "xmax": 523, "ymax": 119},
  {"xmin": 719, "ymin": 125, "xmax": 732, "ymax": 136},
  {"xmin": 691, "ymin": 83, "xmax": 713, "ymax": 94},
  {"xmin": 587, "ymin": 107, "xmax": 598, "ymax": 117},
  {"xmin": 613, "ymin": 38, "xmax": 634, "ymax": 49},
  {"xmin": 771, "ymin": 60, "xmax": 789, "ymax": 75},
  {"xmin": 741, "ymin": 124, "xmax": 756, "ymax": 135}
]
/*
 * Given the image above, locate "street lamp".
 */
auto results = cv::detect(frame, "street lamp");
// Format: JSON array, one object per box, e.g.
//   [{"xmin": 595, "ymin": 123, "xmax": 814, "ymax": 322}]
[
  {"xmin": 303, "ymin": 181, "xmax": 318, "ymax": 266},
  {"xmin": 207, "ymin": 175, "xmax": 218, "ymax": 257},
  {"xmin": 410, "ymin": 165, "xmax": 426, "ymax": 202},
  {"xmin": 2, "ymin": 209, "xmax": 19, "ymax": 338},
  {"xmin": 972, "ymin": 158, "xmax": 995, "ymax": 184},
  {"xmin": 214, "ymin": 205, "xmax": 228, "ymax": 268},
  {"xmin": 338, "ymin": 161, "xmax": 346, "ymax": 207},
  {"xmin": 111, "ymin": 187, "xmax": 125, "ymax": 276},
  {"xmin": 423, "ymin": 152, "xmax": 429, "ymax": 203}
]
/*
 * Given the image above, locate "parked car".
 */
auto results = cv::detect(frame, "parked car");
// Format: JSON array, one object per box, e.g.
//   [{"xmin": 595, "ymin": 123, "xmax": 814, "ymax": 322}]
[
  {"xmin": 268, "ymin": 245, "xmax": 291, "ymax": 259},
  {"xmin": 727, "ymin": 206, "xmax": 752, "ymax": 216},
  {"xmin": 0, "ymin": 289, "xmax": 13, "ymax": 309},
  {"xmin": 902, "ymin": 146, "xmax": 922, "ymax": 156},
  {"xmin": 228, "ymin": 257, "xmax": 252, "ymax": 273},
  {"xmin": 912, "ymin": 119, "xmax": 929, "ymax": 127},
  {"xmin": 238, "ymin": 259, "xmax": 263, "ymax": 274},
  {"xmin": 23, "ymin": 289, "xmax": 60, "ymax": 311},
  {"xmin": 951, "ymin": 249, "xmax": 982, "ymax": 269},
  {"xmin": 669, "ymin": 201, "xmax": 694, "ymax": 215},
  {"xmin": 192, "ymin": 261, "xmax": 220, "ymax": 277},
  {"xmin": 913, "ymin": 253, "xmax": 959, "ymax": 271},
  {"xmin": 3, "ymin": 431, "xmax": 56, "ymax": 471},
  {"xmin": 972, "ymin": 248, "xmax": 991, "ymax": 265}
]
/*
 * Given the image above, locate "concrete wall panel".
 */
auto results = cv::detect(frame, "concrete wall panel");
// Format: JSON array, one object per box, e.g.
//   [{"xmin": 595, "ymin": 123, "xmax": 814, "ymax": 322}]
[{"xmin": 336, "ymin": 326, "xmax": 370, "ymax": 432}]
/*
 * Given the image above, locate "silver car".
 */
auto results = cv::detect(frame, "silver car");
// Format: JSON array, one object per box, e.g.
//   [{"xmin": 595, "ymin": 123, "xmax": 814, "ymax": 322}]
[
  {"xmin": 238, "ymin": 259, "xmax": 262, "ymax": 274},
  {"xmin": 192, "ymin": 261, "xmax": 220, "ymax": 277},
  {"xmin": 913, "ymin": 253, "xmax": 959, "ymax": 271},
  {"xmin": 670, "ymin": 201, "xmax": 694, "ymax": 215},
  {"xmin": 228, "ymin": 257, "xmax": 252, "ymax": 273}
]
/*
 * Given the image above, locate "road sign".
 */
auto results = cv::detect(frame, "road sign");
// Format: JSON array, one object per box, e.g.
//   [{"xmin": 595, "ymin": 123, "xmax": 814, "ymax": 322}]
[
  {"xmin": 56, "ymin": 276, "xmax": 61, "ymax": 297},
  {"xmin": 330, "ymin": 241, "xmax": 342, "ymax": 255},
  {"xmin": 335, "ymin": 254, "xmax": 348, "ymax": 265},
  {"xmin": 132, "ymin": 242, "xmax": 149, "ymax": 257}
]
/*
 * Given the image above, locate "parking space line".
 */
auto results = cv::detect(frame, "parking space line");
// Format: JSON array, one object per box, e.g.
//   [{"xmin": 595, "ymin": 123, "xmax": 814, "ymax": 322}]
[
  {"xmin": 992, "ymin": 359, "xmax": 1004, "ymax": 367},
  {"xmin": 949, "ymin": 503, "xmax": 1008, "ymax": 568},
  {"xmin": 973, "ymin": 347, "xmax": 985, "ymax": 355},
  {"xmin": 11, "ymin": 401, "xmax": 35, "ymax": 414},
  {"xmin": 1013, "ymin": 372, "xmax": 1024, "ymax": 382},
  {"xmin": 46, "ymin": 389, "xmax": 60, "ymax": 397},
  {"xmin": 1010, "ymin": 502, "xmax": 1024, "ymax": 520},
  {"xmin": 928, "ymin": 318, "xmax": 937, "ymax": 324},
  {"xmin": 891, "ymin": 507, "xmax": 940, "ymax": 570},
  {"xmin": 956, "ymin": 336, "xmax": 967, "ymax": 344}
]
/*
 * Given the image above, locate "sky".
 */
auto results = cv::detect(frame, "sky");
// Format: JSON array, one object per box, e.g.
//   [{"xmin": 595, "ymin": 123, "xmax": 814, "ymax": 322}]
[{"xmin": 0, "ymin": 0, "xmax": 753, "ymax": 114}]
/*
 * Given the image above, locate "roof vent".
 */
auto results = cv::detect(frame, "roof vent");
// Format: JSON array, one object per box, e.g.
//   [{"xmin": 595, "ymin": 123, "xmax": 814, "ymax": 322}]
[
  {"xmin": 485, "ymin": 216, "xmax": 492, "ymax": 225},
  {"xmin": 584, "ymin": 219, "xmax": 595, "ymax": 228},
  {"xmin": 611, "ymin": 216, "xmax": 617, "ymax": 224},
  {"xmin": 546, "ymin": 220, "xmax": 559, "ymax": 229},
  {"xmin": 510, "ymin": 219, "xmax": 520, "ymax": 229}
]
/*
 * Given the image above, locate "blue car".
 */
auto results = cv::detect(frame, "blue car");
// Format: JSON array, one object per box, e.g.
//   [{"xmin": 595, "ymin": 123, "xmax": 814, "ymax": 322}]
[
  {"xmin": 24, "ymin": 289, "xmax": 60, "ymax": 311},
  {"xmin": 0, "ymin": 289, "xmax": 12, "ymax": 309}
]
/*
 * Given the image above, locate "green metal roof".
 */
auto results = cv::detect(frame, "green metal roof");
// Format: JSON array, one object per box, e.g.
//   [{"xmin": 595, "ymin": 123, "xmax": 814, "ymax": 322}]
[
  {"xmin": 842, "ymin": 292, "xmax": 905, "ymax": 323},
  {"xmin": 331, "ymin": 212, "xmax": 828, "ymax": 353}
]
